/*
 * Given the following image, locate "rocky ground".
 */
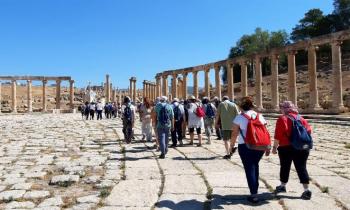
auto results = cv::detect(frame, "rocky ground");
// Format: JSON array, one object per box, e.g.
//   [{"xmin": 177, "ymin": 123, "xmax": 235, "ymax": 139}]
[{"xmin": 0, "ymin": 113, "xmax": 349, "ymax": 210}]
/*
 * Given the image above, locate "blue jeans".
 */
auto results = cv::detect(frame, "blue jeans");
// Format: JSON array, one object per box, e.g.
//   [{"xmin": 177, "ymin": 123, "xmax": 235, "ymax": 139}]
[
  {"xmin": 238, "ymin": 144, "xmax": 264, "ymax": 195},
  {"xmin": 157, "ymin": 127, "xmax": 170, "ymax": 155}
]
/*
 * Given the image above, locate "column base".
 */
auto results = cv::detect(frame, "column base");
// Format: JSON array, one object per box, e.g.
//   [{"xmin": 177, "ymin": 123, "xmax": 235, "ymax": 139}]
[
  {"xmin": 330, "ymin": 106, "xmax": 348, "ymax": 114},
  {"xmin": 52, "ymin": 109, "xmax": 61, "ymax": 114}
]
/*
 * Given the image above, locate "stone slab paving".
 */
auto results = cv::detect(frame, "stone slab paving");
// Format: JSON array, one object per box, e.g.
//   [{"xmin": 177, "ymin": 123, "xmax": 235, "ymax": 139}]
[{"xmin": 0, "ymin": 113, "xmax": 349, "ymax": 210}]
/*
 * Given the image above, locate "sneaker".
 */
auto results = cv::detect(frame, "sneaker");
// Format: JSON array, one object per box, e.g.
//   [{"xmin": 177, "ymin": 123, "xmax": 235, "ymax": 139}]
[
  {"xmin": 159, "ymin": 154, "xmax": 165, "ymax": 159},
  {"xmin": 223, "ymin": 154, "xmax": 231, "ymax": 159},
  {"xmin": 189, "ymin": 142, "xmax": 194, "ymax": 145},
  {"xmin": 197, "ymin": 144, "xmax": 202, "ymax": 147},
  {"xmin": 230, "ymin": 147, "xmax": 237, "ymax": 155},
  {"xmin": 179, "ymin": 141, "xmax": 184, "ymax": 146},
  {"xmin": 301, "ymin": 190, "xmax": 312, "ymax": 200},
  {"xmin": 216, "ymin": 137, "xmax": 222, "ymax": 140},
  {"xmin": 207, "ymin": 140, "xmax": 211, "ymax": 145},
  {"xmin": 274, "ymin": 185, "xmax": 286, "ymax": 194},
  {"xmin": 247, "ymin": 195, "xmax": 259, "ymax": 204},
  {"xmin": 170, "ymin": 144, "xmax": 176, "ymax": 148}
]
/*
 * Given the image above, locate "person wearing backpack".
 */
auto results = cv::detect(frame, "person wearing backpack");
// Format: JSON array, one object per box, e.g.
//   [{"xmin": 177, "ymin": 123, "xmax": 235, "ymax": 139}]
[
  {"xmin": 230, "ymin": 96, "xmax": 271, "ymax": 204},
  {"xmin": 202, "ymin": 97, "xmax": 216, "ymax": 145},
  {"xmin": 121, "ymin": 96, "xmax": 136, "ymax": 144},
  {"xmin": 155, "ymin": 96, "xmax": 174, "ymax": 159},
  {"xmin": 96, "ymin": 100, "xmax": 104, "ymax": 120},
  {"xmin": 89, "ymin": 102, "xmax": 96, "ymax": 120},
  {"xmin": 213, "ymin": 97, "xmax": 222, "ymax": 140},
  {"xmin": 216, "ymin": 96, "xmax": 240, "ymax": 159},
  {"xmin": 186, "ymin": 96, "xmax": 204, "ymax": 146},
  {"xmin": 171, "ymin": 98, "xmax": 185, "ymax": 147},
  {"xmin": 272, "ymin": 101, "xmax": 312, "ymax": 200}
]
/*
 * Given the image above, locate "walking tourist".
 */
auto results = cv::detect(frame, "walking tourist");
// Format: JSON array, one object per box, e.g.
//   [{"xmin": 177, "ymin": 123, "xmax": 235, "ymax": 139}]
[
  {"xmin": 186, "ymin": 96, "xmax": 204, "ymax": 146},
  {"xmin": 171, "ymin": 98, "xmax": 185, "ymax": 147},
  {"xmin": 121, "ymin": 96, "xmax": 136, "ymax": 143},
  {"xmin": 84, "ymin": 102, "xmax": 90, "ymax": 120},
  {"xmin": 272, "ymin": 101, "xmax": 313, "ymax": 200},
  {"xmin": 213, "ymin": 97, "xmax": 222, "ymax": 140},
  {"xmin": 202, "ymin": 97, "xmax": 216, "ymax": 145},
  {"xmin": 96, "ymin": 100, "xmax": 103, "ymax": 120},
  {"xmin": 140, "ymin": 97, "xmax": 153, "ymax": 142},
  {"xmin": 230, "ymin": 96, "xmax": 271, "ymax": 203},
  {"xmin": 89, "ymin": 102, "xmax": 96, "ymax": 120},
  {"xmin": 155, "ymin": 96, "xmax": 174, "ymax": 159},
  {"xmin": 216, "ymin": 96, "xmax": 240, "ymax": 159}
]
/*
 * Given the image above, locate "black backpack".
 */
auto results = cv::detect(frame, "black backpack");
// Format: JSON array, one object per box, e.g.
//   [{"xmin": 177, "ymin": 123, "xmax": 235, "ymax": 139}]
[
  {"xmin": 205, "ymin": 104, "xmax": 215, "ymax": 118},
  {"xmin": 124, "ymin": 106, "xmax": 133, "ymax": 123},
  {"xmin": 173, "ymin": 105, "xmax": 183, "ymax": 122}
]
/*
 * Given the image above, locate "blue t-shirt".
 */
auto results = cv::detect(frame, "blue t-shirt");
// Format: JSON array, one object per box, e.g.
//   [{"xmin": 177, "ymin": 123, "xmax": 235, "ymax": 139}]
[{"xmin": 155, "ymin": 102, "xmax": 174, "ymax": 129}]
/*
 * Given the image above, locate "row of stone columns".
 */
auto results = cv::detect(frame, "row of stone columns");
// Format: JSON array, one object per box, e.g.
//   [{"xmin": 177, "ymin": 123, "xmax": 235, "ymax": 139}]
[
  {"xmin": 153, "ymin": 39, "xmax": 345, "ymax": 113},
  {"xmin": 143, "ymin": 80, "xmax": 156, "ymax": 101},
  {"xmin": 0, "ymin": 79, "xmax": 74, "ymax": 113},
  {"xmin": 129, "ymin": 77, "xmax": 137, "ymax": 102}
]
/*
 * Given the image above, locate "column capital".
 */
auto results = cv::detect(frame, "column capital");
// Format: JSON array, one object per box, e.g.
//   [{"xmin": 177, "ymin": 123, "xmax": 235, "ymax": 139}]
[
  {"xmin": 192, "ymin": 71, "xmax": 198, "ymax": 76},
  {"xmin": 172, "ymin": 73, "xmax": 178, "ymax": 78},
  {"xmin": 56, "ymin": 79, "xmax": 61, "ymax": 83},
  {"xmin": 214, "ymin": 64, "xmax": 221, "ymax": 71},
  {"xmin": 331, "ymin": 39, "xmax": 342, "ymax": 46},
  {"xmin": 42, "ymin": 80, "xmax": 47, "ymax": 84},
  {"xmin": 226, "ymin": 60, "xmax": 234, "ymax": 66},
  {"xmin": 70, "ymin": 80, "xmax": 75, "ymax": 84},
  {"xmin": 27, "ymin": 80, "xmax": 32, "ymax": 83},
  {"xmin": 287, "ymin": 49, "xmax": 298, "ymax": 55},
  {"xmin": 270, "ymin": 54, "xmax": 280, "ymax": 60},
  {"xmin": 308, "ymin": 44, "xmax": 319, "ymax": 51}
]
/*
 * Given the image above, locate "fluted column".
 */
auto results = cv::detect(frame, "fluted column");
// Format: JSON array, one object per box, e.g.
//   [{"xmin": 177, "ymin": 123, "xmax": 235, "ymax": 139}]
[
  {"xmin": 11, "ymin": 80, "xmax": 17, "ymax": 113},
  {"xmin": 129, "ymin": 78, "xmax": 133, "ymax": 100},
  {"xmin": 56, "ymin": 80, "xmax": 61, "ymax": 109},
  {"xmin": 271, "ymin": 55, "xmax": 279, "ymax": 110},
  {"xmin": 172, "ymin": 74, "xmax": 178, "ymax": 99},
  {"xmin": 182, "ymin": 72, "xmax": 188, "ymax": 100},
  {"xmin": 204, "ymin": 68, "xmax": 210, "ymax": 98},
  {"xmin": 240, "ymin": 61, "xmax": 248, "ymax": 97},
  {"xmin": 227, "ymin": 61, "xmax": 234, "ymax": 100},
  {"xmin": 193, "ymin": 71, "xmax": 198, "ymax": 99},
  {"xmin": 70, "ymin": 80, "xmax": 75, "ymax": 109},
  {"xmin": 215, "ymin": 65, "xmax": 222, "ymax": 100},
  {"xmin": 42, "ymin": 80, "xmax": 47, "ymax": 112},
  {"xmin": 148, "ymin": 82, "xmax": 152, "ymax": 99},
  {"xmin": 0, "ymin": 81, "xmax": 2, "ymax": 113},
  {"xmin": 133, "ymin": 79, "xmax": 137, "ymax": 102},
  {"xmin": 143, "ymin": 81, "xmax": 147, "ymax": 99},
  {"xmin": 288, "ymin": 51, "xmax": 297, "ymax": 106},
  {"xmin": 331, "ymin": 40, "xmax": 345, "ymax": 112},
  {"xmin": 152, "ymin": 83, "xmax": 156, "ymax": 100},
  {"xmin": 27, "ymin": 80, "xmax": 33, "ymax": 112},
  {"xmin": 106, "ymin": 74, "xmax": 110, "ymax": 103},
  {"xmin": 255, "ymin": 57, "xmax": 263, "ymax": 110},
  {"xmin": 162, "ymin": 75, "xmax": 168, "ymax": 97},
  {"xmin": 156, "ymin": 76, "xmax": 161, "ymax": 98},
  {"xmin": 308, "ymin": 45, "xmax": 321, "ymax": 110}
]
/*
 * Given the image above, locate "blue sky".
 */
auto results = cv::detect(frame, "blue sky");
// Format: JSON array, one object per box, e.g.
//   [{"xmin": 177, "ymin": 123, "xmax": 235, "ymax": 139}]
[{"xmin": 0, "ymin": 0, "xmax": 333, "ymax": 88}]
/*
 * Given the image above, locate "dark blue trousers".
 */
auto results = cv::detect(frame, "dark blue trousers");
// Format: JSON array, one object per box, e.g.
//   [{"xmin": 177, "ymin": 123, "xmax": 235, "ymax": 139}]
[{"xmin": 238, "ymin": 144, "xmax": 264, "ymax": 195}]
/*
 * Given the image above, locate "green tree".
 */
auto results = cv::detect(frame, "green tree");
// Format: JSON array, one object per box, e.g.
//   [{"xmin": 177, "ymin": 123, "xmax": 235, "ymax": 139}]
[{"xmin": 333, "ymin": 0, "xmax": 350, "ymax": 31}]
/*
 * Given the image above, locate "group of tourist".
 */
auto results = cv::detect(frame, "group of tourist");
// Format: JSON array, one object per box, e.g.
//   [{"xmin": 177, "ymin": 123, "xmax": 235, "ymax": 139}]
[
  {"xmin": 118, "ymin": 94, "xmax": 313, "ymax": 203},
  {"xmin": 80, "ymin": 101, "xmax": 120, "ymax": 120}
]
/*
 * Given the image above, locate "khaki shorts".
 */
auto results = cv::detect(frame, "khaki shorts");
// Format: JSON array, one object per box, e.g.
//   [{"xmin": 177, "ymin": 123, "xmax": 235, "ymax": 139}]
[{"xmin": 222, "ymin": 130, "xmax": 232, "ymax": 141}]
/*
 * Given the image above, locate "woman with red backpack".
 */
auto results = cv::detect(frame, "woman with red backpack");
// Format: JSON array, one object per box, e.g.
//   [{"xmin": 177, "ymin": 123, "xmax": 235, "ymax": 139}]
[
  {"xmin": 272, "ymin": 101, "xmax": 313, "ymax": 200},
  {"xmin": 230, "ymin": 96, "xmax": 271, "ymax": 204}
]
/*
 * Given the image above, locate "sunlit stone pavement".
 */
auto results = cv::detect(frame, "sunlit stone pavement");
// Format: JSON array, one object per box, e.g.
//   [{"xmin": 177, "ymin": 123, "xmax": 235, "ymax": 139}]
[{"xmin": 0, "ymin": 113, "xmax": 349, "ymax": 210}]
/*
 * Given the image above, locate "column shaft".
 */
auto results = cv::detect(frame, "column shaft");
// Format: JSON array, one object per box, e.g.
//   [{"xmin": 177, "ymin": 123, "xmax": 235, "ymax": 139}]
[
  {"xmin": 106, "ymin": 75, "xmax": 110, "ymax": 103},
  {"xmin": 42, "ymin": 80, "xmax": 47, "ymax": 112},
  {"xmin": 172, "ymin": 74, "xmax": 178, "ymax": 99},
  {"xmin": 331, "ymin": 41, "xmax": 345, "ymax": 111},
  {"xmin": 227, "ymin": 62, "xmax": 234, "ymax": 100},
  {"xmin": 271, "ymin": 55, "xmax": 279, "ymax": 110},
  {"xmin": 182, "ymin": 73, "xmax": 188, "ymax": 100},
  {"xmin": 56, "ymin": 80, "xmax": 61, "ymax": 109},
  {"xmin": 255, "ymin": 57, "xmax": 263, "ymax": 109},
  {"xmin": 162, "ymin": 75, "xmax": 168, "ymax": 97},
  {"xmin": 215, "ymin": 66, "xmax": 222, "ymax": 100},
  {"xmin": 12, "ymin": 80, "xmax": 17, "ymax": 113},
  {"xmin": 27, "ymin": 80, "xmax": 33, "ymax": 112},
  {"xmin": 133, "ymin": 80, "xmax": 137, "ymax": 102},
  {"xmin": 204, "ymin": 69, "xmax": 210, "ymax": 98},
  {"xmin": 70, "ymin": 80, "xmax": 75, "ymax": 109},
  {"xmin": 193, "ymin": 71, "xmax": 198, "ymax": 99},
  {"xmin": 0, "ymin": 81, "xmax": 2, "ymax": 113},
  {"xmin": 288, "ymin": 52, "xmax": 297, "ymax": 105},
  {"xmin": 308, "ymin": 46, "xmax": 321, "ymax": 110},
  {"xmin": 240, "ymin": 62, "xmax": 248, "ymax": 97}
]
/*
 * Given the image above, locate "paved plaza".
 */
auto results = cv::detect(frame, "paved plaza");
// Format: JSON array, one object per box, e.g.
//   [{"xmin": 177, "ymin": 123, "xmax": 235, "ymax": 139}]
[{"xmin": 0, "ymin": 113, "xmax": 349, "ymax": 210}]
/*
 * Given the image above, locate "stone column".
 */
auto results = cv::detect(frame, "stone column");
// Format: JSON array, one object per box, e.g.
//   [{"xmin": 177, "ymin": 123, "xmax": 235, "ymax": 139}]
[
  {"xmin": 27, "ymin": 80, "xmax": 33, "ymax": 112},
  {"xmin": 143, "ymin": 81, "xmax": 147, "ymax": 99},
  {"xmin": 56, "ymin": 80, "xmax": 61, "ymax": 109},
  {"xmin": 156, "ymin": 76, "xmax": 161, "ymax": 98},
  {"xmin": 0, "ymin": 81, "xmax": 2, "ymax": 113},
  {"xmin": 182, "ymin": 72, "xmax": 188, "ymax": 100},
  {"xmin": 308, "ymin": 45, "xmax": 321, "ymax": 110},
  {"xmin": 106, "ymin": 74, "xmax": 110, "ymax": 103},
  {"xmin": 152, "ymin": 83, "xmax": 155, "ymax": 100},
  {"xmin": 162, "ymin": 75, "xmax": 168, "ymax": 97},
  {"xmin": 215, "ymin": 65, "xmax": 222, "ymax": 100},
  {"xmin": 227, "ymin": 61, "xmax": 234, "ymax": 100},
  {"xmin": 129, "ymin": 78, "xmax": 133, "ymax": 100},
  {"xmin": 204, "ymin": 68, "xmax": 210, "ymax": 98},
  {"xmin": 11, "ymin": 80, "xmax": 17, "ymax": 113},
  {"xmin": 331, "ymin": 40, "xmax": 345, "ymax": 112},
  {"xmin": 42, "ymin": 80, "xmax": 47, "ymax": 112},
  {"xmin": 288, "ymin": 51, "xmax": 298, "ymax": 106},
  {"xmin": 69, "ymin": 80, "xmax": 75, "ymax": 109},
  {"xmin": 193, "ymin": 71, "xmax": 198, "ymax": 99},
  {"xmin": 271, "ymin": 54, "xmax": 279, "ymax": 110},
  {"xmin": 172, "ymin": 74, "xmax": 178, "ymax": 99},
  {"xmin": 240, "ymin": 61, "xmax": 248, "ymax": 97},
  {"xmin": 133, "ymin": 79, "xmax": 137, "ymax": 102},
  {"xmin": 254, "ymin": 57, "xmax": 263, "ymax": 110}
]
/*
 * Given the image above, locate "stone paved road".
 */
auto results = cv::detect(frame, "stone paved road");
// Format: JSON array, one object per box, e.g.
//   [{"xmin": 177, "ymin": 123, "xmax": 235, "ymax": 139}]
[{"xmin": 0, "ymin": 113, "xmax": 349, "ymax": 210}]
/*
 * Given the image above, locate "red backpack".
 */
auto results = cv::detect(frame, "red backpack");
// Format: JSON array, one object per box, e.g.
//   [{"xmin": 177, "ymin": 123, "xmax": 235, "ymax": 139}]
[
  {"xmin": 239, "ymin": 113, "xmax": 271, "ymax": 151},
  {"xmin": 195, "ymin": 103, "xmax": 205, "ymax": 118}
]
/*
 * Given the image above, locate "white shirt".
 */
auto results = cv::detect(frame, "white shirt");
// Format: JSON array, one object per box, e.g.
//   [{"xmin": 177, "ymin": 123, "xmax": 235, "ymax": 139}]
[
  {"xmin": 233, "ymin": 110, "xmax": 267, "ymax": 144},
  {"xmin": 187, "ymin": 103, "xmax": 204, "ymax": 128},
  {"xmin": 96, "ymin": 103, "xmax": 104, "ymax": 111}
]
